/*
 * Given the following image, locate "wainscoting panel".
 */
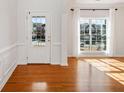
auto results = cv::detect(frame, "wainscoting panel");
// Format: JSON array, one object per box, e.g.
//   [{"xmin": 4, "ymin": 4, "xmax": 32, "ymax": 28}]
[
  {"xmin": 0, "ymin": 44, "xmax": 17, "ymax": 91},
  {"xmin": 51, "ymin": 42, "xmax": 61, "ymax": 65},
  {"xmin": 0, "ymin": 58, "xmax": 2, "ymax": 83}
]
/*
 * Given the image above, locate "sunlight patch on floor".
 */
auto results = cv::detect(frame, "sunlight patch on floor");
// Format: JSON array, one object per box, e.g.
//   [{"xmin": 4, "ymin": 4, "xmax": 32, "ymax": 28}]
[
  {"xmin": 106, "ymin": 73, "xmax": 124, "ymax": 85},
  {"xmin": 84, "ymin": 59, "xmax": 120, "ymax": 71},
  {"xmin": 83, "ymin": 58, "xmax": 124, "ymax": 85},
  {"xmin": 100, "ymin": 59, "xmax": 124, "ymax": 66},
  {"xmin": 95, "ymin": 66, "xmax": 120, "ymax": 72}
]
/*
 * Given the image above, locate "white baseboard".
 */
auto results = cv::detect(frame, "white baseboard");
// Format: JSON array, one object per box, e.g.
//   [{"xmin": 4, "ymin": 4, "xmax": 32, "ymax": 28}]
[
  {"xmin": 18, "ymin": 59, "xmax": 27, "ymax": 65},
  {"xmin": 60, "ymin": 63, "xmax": 68, "ymax": 66},
  {"xmin": 68, "ymin": 54, "xmax": 124, "ymax": 58},
  {"xmin": 0, "ymin": 63, "xmax": 17, "ymax": 91},
  {"xmin": 68, "ymin": 55, "xmax": 75, "ymax": 57},
  {"xmin": 51, "ymin": 63, "xmax": 60, "ymax": 65},
  {"xmin": 112, "ymin": 55, "xmax": 124, "ymax": 57}
]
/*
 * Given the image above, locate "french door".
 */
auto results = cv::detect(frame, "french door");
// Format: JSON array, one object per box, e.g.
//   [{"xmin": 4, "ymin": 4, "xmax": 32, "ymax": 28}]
[
  {"xmin": 27, "ymin": 12, "xmax": 51, "ymax": 64},
  {"xmin": 80, "ymin": 18, "xmax": 107, "ymax": 52}
]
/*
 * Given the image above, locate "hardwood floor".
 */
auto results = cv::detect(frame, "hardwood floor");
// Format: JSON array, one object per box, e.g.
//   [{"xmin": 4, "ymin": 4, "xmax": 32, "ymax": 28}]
[{"xmin": 2, "ymin": 57, "xmax": 124, "ymax": 92}]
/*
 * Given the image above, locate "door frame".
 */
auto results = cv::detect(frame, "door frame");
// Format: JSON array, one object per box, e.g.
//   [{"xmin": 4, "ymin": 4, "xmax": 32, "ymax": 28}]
[{"xmin": 25, "ymin": 10, "xmax": 52, "ymax": 64}]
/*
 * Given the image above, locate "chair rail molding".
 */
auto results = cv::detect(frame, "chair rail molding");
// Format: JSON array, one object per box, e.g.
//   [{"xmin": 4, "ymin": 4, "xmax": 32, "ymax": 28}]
[
  {"xmin": 0, "ymin": 44, "xmax": 17, "ymax": 55},
  {"xmin": 53, "ymin": 42, "xmax": 61, "ymax": 46},
  {"xmin": 16, "ymin": 43, "xmax": 25, "ymax": 46}
]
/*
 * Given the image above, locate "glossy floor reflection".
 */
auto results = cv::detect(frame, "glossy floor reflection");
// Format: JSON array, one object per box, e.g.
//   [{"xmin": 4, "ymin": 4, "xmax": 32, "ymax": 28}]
[
  {"xmin": 83, "ymin": 58, "xmax": 124, "ymax": 86},
  {"xmin": 2, "ymin": 57, "xmax": 124, "ymax": 92}
]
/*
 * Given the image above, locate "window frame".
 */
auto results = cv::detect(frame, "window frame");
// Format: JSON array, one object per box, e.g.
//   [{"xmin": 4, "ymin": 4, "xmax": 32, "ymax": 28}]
[{"xmin": 79, "ymin": 17, "xmax": 109, "ymax": 54}]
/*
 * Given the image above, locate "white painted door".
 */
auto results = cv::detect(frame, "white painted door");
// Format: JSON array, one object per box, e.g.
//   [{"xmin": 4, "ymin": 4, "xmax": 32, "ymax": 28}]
[{"xmin": 27, "ymin": 11, "xmax": 51, "ymax": 64}]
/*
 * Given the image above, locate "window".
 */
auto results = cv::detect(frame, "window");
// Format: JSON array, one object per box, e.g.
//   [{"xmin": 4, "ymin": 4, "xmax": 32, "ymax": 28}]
[
  {"xmin": 80, "ymin": 19, "xmax": 107, "ymax": 52},
  {"xmin": 32, "ymin": 16, "xmax": 46, "ymax": 46}
]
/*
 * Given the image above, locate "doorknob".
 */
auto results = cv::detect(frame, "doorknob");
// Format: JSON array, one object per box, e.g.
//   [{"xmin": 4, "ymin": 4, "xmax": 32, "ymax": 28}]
[{"xmin": 47, "ymin": 36, "xmax": 51, "ymax": 42}]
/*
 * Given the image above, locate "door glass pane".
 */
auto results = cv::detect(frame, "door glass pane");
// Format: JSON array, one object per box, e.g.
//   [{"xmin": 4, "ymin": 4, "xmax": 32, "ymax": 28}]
[
  {"xmin": 32, "ymin": 16, "xmax": 46, "ymax": 46},
  {"xmin": 80, "ymin": 20, "xmax": 90, "ymax": 51},
  {"xmin": 91, "ymin": 19, "xmax": 106, "ymax": 51}
]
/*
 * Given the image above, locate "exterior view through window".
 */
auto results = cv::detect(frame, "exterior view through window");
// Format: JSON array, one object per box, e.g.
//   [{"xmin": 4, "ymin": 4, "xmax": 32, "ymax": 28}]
[
  {"xmin": 32, "ymin": 16, "xmax": 46, "ymax": 46},
  {"xmin": 80, "ymin": 19, "xmax": 107, "ymax": 52}
]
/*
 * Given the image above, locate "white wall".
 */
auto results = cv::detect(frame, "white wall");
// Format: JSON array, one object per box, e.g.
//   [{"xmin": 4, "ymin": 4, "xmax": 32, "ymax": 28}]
[
  {"xmin": 0, "ymin": 0, "xmax": 17, "ymax": 49},
  {"xmin": 17, "ymin": 0, "xmax": 68, "ymax": 65},
  {"xmin": 0, "ymin": 0, "xmax": 17, "ymax": 90},
  {"xmin": 67, "ymin": 12, "xmax": 74, "ymax": 56},
  {"xmin": 114, "ymin": 7, "xmax": 124, "ymax": 56},
  {"xmin": 67, "ymin": 4, "xmax": 124, "ymax": 57}
]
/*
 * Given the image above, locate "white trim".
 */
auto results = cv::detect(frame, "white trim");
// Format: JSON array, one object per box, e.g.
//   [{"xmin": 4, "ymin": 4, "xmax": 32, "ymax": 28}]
[
  {"xmin": 69, "ymin": 55, "xmax": 124, "ymax": 57},
  {"xmin": 51, "ymin": 63, "xmax": 60, "ymax": 65},
  {"xmin": 0, "ymin": 44, "xmax": 17, "ymax": 55},
  {"xmin": 60, "ymin": 63, "xmax": 68, "ymax": 66},
  {"xmin": 78, "ymin": 55, "xmax": 109, "ymax": 57},
  {"xmin": 0, "ymin": 44, "xmax": 17, "ymax": 91},
  {"xmin": 51, "ymin": 62, "xmax": 68, "ymax": 66},
  {"xmin": 53, "ymin": 42, "xmax": 61, "ymax": 46},
  {"xmin": 3, "ymin": 62, "xmax": 16, "ymax": 77},
  {"xmin": 25, "ymin": 11, "xmax": 29, "ymax": 64},
  {"xmin": 112, "ymin": 55, "xmax": 124, "ymax": 57},
  {"xmin": 61, "ymin": 14, "xmax": 68, "ymax": 66},
  {"xmin": 68, "ymin": 55, "xmax": 76, "ymax": 57},
  {"xmin": 50, "ymin": 15, "xmax": 53, "ymax": 65},
  {"xmin": 17, "ymin": 43, "xmax": 25, "ymax": 46},
  {"xmin": 0, "ymin": 58, "xmax": 2, "ymax": 83},
  {"xmin": 0, "ymin": 63, "xmax": 17, "ymax": 91}
]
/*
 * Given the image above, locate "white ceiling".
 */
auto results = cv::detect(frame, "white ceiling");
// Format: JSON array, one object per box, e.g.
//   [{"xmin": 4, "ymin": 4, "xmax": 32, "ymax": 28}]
[{"xmin": 76, "ymin": 0, "xmax": 124, "ymax": 4}]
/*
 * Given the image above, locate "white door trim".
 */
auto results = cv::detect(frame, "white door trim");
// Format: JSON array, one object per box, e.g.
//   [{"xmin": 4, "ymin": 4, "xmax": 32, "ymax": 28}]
[{"xmin": 25, "ymin": 10, "xmax": 52, "ymax": 64}]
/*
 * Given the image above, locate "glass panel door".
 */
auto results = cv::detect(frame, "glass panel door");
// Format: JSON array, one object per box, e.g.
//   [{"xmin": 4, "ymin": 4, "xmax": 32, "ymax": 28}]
[
  {"xmin": 80, "ymin": 20, "xmax": 90, "ymax": 51},
  {"xmin": 28, "ymin": 12, "xmax": 51, "ymax": 64},
  {"xmin": 80, "ymin": 18, "xmax": 107, "ymax": 52}
]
